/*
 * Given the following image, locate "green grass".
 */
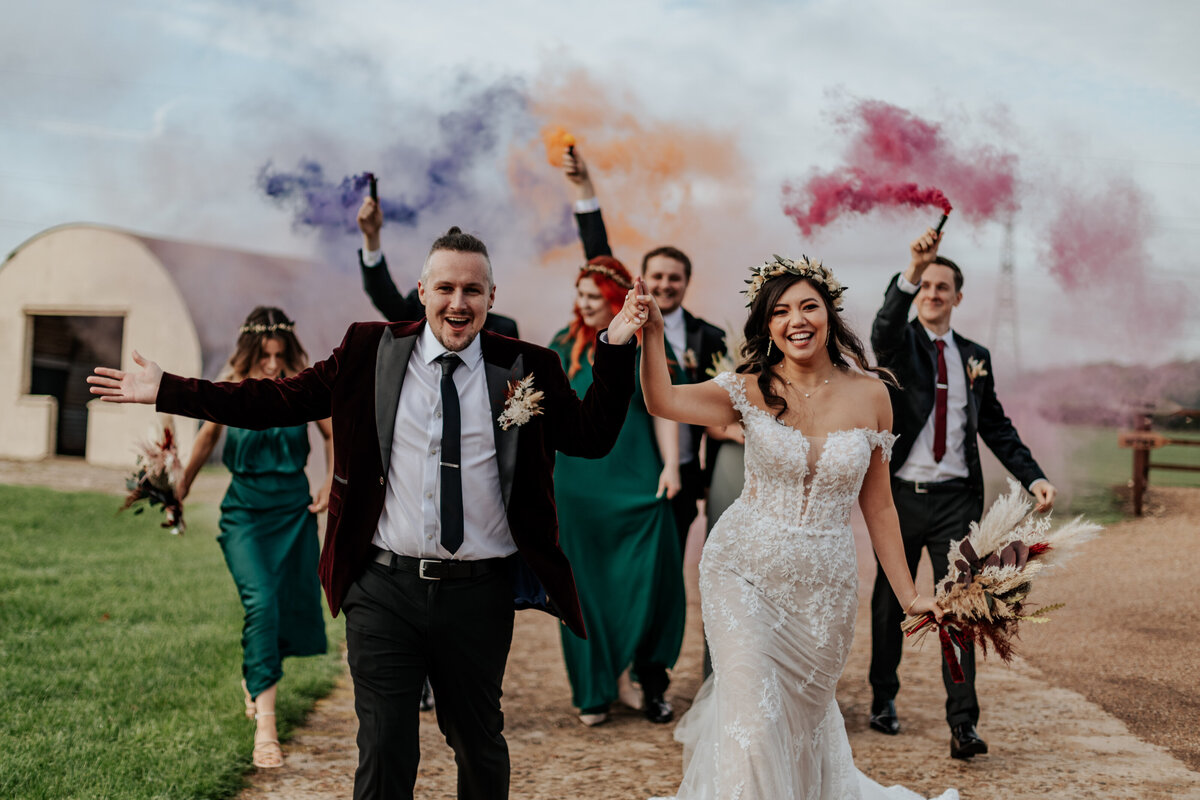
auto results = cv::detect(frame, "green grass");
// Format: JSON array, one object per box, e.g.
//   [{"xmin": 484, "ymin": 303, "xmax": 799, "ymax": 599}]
[{"xmin": 0, "ymin": 484, "xmax": 345, "ymax": 800}]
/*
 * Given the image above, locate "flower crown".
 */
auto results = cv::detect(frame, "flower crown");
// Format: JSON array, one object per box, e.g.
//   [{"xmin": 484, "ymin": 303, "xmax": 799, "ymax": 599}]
[
  {"xmin": 742, "ymin": 254, "xmax": 846, "ymax": 310},
  {"xmin": 239, "ymin": 321, "xmax": 295, "ymax": 335},
  {"xmin": 579, "ymin": 263, "xmax": 633, "ymax": 289}
]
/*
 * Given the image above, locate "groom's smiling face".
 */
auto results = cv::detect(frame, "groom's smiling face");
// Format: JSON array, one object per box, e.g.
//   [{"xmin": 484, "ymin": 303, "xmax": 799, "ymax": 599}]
[{"xmin": 418, "ymin": 250, "xmax": 495, "ymax": 352}]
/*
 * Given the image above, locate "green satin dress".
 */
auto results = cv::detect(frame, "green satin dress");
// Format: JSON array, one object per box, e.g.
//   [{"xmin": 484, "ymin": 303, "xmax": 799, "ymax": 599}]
[
  {"xmin": 218, "ymin": 424, "xmax": 327, "ymax": 699},
  {"xmin": 550, "ymin": 333, "xmax": 687, "ymax": 712}
]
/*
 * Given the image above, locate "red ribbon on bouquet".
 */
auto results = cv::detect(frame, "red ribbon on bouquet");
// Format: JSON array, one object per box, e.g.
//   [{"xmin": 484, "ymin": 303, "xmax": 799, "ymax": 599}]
[{"xmin": 905, "ymin": 615, "xmax": 969, "ymax": 684}]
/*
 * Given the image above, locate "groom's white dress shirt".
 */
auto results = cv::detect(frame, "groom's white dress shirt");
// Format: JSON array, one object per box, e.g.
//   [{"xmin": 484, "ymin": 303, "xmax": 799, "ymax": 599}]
[{"xmin": 372, "ymin": 323, "xmax": 517, "ymax": 561}]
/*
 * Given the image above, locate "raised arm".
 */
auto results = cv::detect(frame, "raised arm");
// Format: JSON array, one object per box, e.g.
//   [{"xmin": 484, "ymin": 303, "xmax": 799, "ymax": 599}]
[
  {"xmin": 636, "ymin": 278, "xmax": 738, "ymax": 429},
  {"xmin": 857, "ymin": 382, "xmax": 943, "ymax": 621},
  {"xmin": 563, "ymin": 147, "xmax": 613, "ymax": 261},
  {"xmin": 357, "ymin": 196, "xmax": 424, "ymax": 322},
  {"xmin": 871, "ymin": 228, "xmax": 940, "ymax": 361}
]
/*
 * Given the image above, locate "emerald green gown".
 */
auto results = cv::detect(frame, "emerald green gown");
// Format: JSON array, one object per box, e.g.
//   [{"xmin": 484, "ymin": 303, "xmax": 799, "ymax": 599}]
[
  {"xmin": 218, "ymin": 424, "xmax": 327, "ymax": 699},
  {"xmin": 551, "ymin": 333, "xmax": 687, "ymax": 712}
]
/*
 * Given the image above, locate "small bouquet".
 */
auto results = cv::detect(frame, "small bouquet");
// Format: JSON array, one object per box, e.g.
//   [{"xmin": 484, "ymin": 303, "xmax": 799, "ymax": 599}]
[
  {"xmin": 902, "ymin": 479, "xmax": 1099, "ymax": 681},
  {"xmin": 120, "ymin": 423, "xmax": 186, "ymax": 535}
]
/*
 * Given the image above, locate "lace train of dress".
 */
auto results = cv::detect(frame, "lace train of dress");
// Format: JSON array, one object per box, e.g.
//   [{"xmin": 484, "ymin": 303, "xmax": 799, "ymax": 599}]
[{"xmin": 655, "ymin": 373, "xmax": 957, "ymax": 800}]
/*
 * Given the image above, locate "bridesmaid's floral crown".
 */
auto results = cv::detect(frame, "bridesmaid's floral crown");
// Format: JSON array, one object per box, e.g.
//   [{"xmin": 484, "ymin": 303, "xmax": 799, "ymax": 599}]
[
  {"xmin": 742, "ymin": 254, "xmax": 846, "ymax": 310},
  {"xmin": 579, "ymin": 263, "xmax": 633, "ymax": 289},
  {"xmin": 239, "ymin": 321, "xmax": 295, "ymax": 335}
]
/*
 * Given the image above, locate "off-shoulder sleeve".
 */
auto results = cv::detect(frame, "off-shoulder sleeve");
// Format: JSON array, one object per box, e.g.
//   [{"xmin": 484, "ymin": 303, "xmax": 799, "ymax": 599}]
[
  {"xmin": 865, "ymin": 430, "xmax": 899, "ymax": 462},
  {"xmin": 713, "ymin": 371, "xmax": 749, "ymax": 418}
]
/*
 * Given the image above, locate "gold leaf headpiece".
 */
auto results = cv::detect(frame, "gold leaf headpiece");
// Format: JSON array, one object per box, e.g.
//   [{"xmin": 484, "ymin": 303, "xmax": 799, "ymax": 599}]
[{"xmin": 742, "ymin": 254, "xmax": 846, "ymax": 310}]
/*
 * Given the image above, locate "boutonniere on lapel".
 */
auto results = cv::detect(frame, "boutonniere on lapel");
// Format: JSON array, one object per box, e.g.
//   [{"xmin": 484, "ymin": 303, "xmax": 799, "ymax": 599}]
[
  {"xmin": 682, "ymin": 348, "xmax": 699, "ymax": 371},
  {"xmin": 966, "ymin": 357, "xmax": 989, "ymax": 389},
  {"xmin": 498, "ymin": 374, "xmax": 545, "ymax": 431}
]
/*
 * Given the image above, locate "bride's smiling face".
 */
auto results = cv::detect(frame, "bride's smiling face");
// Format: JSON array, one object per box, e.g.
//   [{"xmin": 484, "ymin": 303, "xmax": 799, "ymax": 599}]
[{"xmin": 768, "ymin": 280, "xmax": 829, "ymax": 363}]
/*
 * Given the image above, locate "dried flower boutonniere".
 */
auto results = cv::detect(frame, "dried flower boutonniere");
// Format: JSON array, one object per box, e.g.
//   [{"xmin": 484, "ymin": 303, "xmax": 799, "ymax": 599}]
[
  {"xmin": 682, "ymin": 348, "xmax": 699, "ymax": 371},
  {"xmin": 498, "ymin": 373, "xmax": 545, "ymax": 431},
  {"xmin": 966, "ymin": 356, "xmax": 989, "ymax": 389}
]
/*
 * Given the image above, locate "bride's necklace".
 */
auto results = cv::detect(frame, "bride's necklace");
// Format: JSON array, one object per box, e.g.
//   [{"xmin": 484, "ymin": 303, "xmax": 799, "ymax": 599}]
[{"xmin": 782, "ymin": 371, "xmax": 834, "ymax": 399}]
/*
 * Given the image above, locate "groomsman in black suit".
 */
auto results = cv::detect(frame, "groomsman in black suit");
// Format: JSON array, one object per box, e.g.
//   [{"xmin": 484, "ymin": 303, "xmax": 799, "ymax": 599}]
[
  {"xmin": 357, "ymin": 196, "xmax": 520, "ymax": 338},
  {"xmin": 561, "ymin": 148, "xmax": 730, "ymax": 724},
  {"xmin": 868, "ymin": 227, "xmax": 1057, "ymax": 759}
]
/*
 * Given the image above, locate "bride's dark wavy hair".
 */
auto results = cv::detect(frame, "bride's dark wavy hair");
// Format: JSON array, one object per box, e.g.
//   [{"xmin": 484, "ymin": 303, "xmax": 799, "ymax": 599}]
[{"xmin": 736, "ymin": 273, "xmax": 896, "ymax": 419}]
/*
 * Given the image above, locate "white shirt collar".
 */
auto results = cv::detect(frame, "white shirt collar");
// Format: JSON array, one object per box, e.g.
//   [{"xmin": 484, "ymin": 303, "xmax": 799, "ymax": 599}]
[
  {"xmin": 418, "ymin": 323, "xmax": 484, "ymax": 371},
  {"xmin": 663, "ymin": 306, "xmax": 686, "ymax": 331},
  {"xmin": 921, "ymin": 325, "xmax": 955, "ymax": 345}
]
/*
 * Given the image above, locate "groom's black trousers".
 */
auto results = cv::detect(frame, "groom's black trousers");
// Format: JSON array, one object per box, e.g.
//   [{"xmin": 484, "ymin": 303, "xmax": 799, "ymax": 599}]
[
  {"xmin": 343, "ymin": 557, "xmax": 515, "ymax": 800},
  {"xmin": 870, "ymin": 479, "xmax": 983, "ymax": 728}
]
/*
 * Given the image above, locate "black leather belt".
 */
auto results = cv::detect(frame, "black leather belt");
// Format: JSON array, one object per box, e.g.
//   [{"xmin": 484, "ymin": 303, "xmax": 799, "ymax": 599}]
[
  {"xmin": 892, "ymin": 477, "xmax": 971, "ymax": 495},
  {"xmin": 371, "ymin": 547, "xmax": 508, "ymax": 580}
]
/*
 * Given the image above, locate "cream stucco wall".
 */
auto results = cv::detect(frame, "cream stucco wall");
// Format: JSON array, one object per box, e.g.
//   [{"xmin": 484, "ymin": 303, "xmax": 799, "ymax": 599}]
[{"xmin": 0, "ymin": 225, "xmax": 202, "ymax": 468}]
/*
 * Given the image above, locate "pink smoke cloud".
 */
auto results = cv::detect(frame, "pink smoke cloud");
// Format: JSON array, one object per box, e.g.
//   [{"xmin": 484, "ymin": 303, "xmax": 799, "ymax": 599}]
[{"xmin": 783, "ymin": 99, "xmax": 1018, "ymax": 234}]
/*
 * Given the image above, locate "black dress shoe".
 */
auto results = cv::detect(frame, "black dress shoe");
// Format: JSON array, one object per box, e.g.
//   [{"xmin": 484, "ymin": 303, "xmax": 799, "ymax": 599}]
[
  {"xmin": 869, "ymin": 700, "xmax": 900, "ymax": 735},
  {"xmin": 644, "ymin": 692, "xmax": 674, "ymax": 724},
  {"xmin": 950, "ymin": 723, "xmax": 988, "ymax": 759}
]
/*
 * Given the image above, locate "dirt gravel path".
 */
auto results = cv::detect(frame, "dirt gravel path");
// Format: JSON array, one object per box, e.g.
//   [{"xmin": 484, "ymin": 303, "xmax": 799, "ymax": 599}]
[{"xmin": 5, "ymin": 459, "xmax": 1198, "ymax": 799}]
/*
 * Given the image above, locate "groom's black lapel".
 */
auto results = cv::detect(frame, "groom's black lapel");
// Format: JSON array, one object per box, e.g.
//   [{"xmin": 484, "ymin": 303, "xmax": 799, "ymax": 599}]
[
  {"xmin": 375, "ymin": 324, "xmax": 419, "ymax": 475},
  {"xmin": 484, "ymin": 348, "xmax": 522, "ymax": 510}
]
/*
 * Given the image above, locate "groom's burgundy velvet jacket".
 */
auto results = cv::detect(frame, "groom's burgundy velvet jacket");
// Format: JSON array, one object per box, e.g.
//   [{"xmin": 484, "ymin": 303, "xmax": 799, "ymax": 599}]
[{"xmin": 157, "ymin": 320, "xmax": 636, "ymax": 637}]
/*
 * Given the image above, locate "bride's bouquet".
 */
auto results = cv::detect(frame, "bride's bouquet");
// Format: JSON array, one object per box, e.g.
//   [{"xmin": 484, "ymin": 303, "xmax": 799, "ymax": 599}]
[
  {"xmin": 119, "ymin": 423, "xmax": 186, "ymax": 535},
  {"xmin": 902, "ymin": 479, "xmax": 1099, "ymax": 682}
]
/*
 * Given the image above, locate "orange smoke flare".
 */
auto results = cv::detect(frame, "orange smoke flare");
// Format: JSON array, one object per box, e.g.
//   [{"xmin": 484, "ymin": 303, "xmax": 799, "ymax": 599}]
[{"xmin": 542, "ymin": 126, "xmax": 575, "ymax": 167}]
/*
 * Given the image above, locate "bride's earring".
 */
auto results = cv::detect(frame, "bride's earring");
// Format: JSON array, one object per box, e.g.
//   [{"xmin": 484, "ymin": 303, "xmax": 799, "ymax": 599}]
[{"xmin": 767, "ymin": 339, "xmax": 773, "ymax": 358}]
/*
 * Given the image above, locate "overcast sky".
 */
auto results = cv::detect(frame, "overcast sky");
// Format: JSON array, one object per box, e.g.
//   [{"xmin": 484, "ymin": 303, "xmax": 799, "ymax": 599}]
[{"xmin": 3, "ymin": 0, "xmax": 1197, "ymax": 367}]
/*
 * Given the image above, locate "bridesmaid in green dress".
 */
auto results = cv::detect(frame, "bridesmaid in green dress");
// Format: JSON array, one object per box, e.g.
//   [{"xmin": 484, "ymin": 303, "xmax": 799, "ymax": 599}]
[
  {"xmin": 551, "ymin": 256, "xmax": 688, "ymax": 727},
  {"xmin": 177, "ymin": 307, "xmax": 332, "ymax": 769}
]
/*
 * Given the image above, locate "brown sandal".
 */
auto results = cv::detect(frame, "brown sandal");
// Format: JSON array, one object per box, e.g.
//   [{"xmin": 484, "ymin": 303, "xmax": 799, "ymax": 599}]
[{"xmin": 252, "ymin": 712, "xmax": 282, "ymax": 768}]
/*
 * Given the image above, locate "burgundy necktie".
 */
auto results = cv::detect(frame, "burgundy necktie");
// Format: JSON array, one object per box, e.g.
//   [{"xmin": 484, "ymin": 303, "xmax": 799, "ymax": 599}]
[{"xmin": 933, "ymin": 339, "xmax": 948, "ymax": 463}]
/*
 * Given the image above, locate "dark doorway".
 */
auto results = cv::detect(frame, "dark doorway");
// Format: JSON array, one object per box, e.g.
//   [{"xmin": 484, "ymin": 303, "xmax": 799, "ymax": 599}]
[{"xmin": 29, "ymin": 315, "xmax": 124, "ymax": 457}]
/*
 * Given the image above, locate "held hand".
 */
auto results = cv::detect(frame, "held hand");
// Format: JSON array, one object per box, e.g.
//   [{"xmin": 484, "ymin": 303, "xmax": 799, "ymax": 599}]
[
  {"xmin": 657, "ymin": 464, "xmax": 682, "ymax": 500},
  {"xmin": 176, "ymin": 476, "xmax": 192, "ymax": 503},
  {"xmin": 606, "ymin": 284, "xmax": 653, "ymax": 345},
  {"xmin": 357, "ymin": 196, "xmax": 383, "ymax": 250},
  {"xmin": 907, "ymin": 595, "xmax": 944, "ymax": 624},
  {"xmin": 308, "ymin": 483, "xmax": 331, "ymax": 513},
  {"xmin": 87, "ymin": 350, "xmax": 163, "ymax": 404},
  {"xmin": 905, "ymin": 227, "xmax": 942, "ymax": 283},
  {"xmin": 634, "ymin": 277, "xmax": 664, "ymax": 334},
  {"xmin": 1031, "ymin": 481, "xmax": 1057, "ymax": 513}
]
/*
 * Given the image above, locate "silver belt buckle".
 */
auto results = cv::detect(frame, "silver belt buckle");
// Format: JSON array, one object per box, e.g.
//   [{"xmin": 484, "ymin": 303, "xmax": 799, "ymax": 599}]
[
  {"xmin": 418, "ymin": 559, "xmax": 442, "ymax": 580},
  {"xmin": 913, "ymin": 481, "xmax": 929, "ymax": 494}
]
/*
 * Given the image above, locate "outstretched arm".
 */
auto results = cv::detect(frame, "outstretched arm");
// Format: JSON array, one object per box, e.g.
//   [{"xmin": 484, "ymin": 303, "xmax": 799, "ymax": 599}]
[
  {"xmin": 636, "ymin": 278, "xmax": 738, "ymax": 429},
  {"xmin": 87, "ymin": 349, "xmax": 163, "ymax": 404},
  {"xmin": 858, "ymin": 384, "xmax": 942, "ymax": 621}
]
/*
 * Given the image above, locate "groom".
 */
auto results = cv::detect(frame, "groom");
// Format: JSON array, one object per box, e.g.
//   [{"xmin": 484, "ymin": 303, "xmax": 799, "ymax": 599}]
[
  {"xmin": 869, "ymin": 227, "xmax": 1056, "ymax": 760},
  {"xmin": 89, "ymin": 227, "xmax": 646, "ymax": 799}
]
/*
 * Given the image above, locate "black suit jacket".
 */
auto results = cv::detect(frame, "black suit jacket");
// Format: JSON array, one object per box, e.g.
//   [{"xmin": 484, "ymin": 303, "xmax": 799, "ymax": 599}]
[
  {"xmin": 575, "ymin": 208, "xmax": 728, "ymax": 481},
  {"xmin": 157, "ymin": 321, "xmax": 636, "ymax": 637},
  {"xmin": 871, "ymin": 274, "xmax": 1045, "ymax": 498},
  {"xmin": 359, "ymin": 250, "xmax": 520, "ymax": 338}
]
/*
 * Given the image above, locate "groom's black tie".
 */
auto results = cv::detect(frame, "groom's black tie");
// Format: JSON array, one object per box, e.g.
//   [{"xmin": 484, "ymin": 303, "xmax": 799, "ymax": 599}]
[{"xmin": 436, "ymin": 353, "xmax": 464, "ymax": 554}]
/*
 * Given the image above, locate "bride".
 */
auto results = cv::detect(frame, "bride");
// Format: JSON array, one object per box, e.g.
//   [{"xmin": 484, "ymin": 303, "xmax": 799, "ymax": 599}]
[{"xmin": 627, "ymin": 256, "xmax": 957, "ymax": 800}]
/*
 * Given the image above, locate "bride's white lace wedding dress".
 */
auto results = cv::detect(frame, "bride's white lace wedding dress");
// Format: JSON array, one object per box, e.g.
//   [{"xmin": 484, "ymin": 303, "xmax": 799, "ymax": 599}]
[{"xmin": 656, "ymin": 373, "xmax": 957, "ymax": 800}]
